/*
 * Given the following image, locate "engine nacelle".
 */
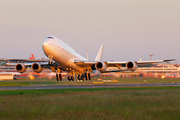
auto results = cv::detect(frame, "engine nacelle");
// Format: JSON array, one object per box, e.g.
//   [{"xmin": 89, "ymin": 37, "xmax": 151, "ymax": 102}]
[
  {"xmin": 15, "ymin": 63, "xmax": 26, "ymax": 73},
  {"xmin": 126, "ymin": 61, "xmax": 137, "ymax": 71},
  {"xmin": 95, "ymin": 61, "xmax": 107, "ymax": 71},
  {"xmin": 32, "ymin": 63, "xmax": 43, "ymax": 73}
]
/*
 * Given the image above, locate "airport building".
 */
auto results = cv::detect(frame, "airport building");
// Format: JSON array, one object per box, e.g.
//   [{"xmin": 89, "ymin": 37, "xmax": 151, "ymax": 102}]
[
  {"xmin": 0, "ymin": 73, "xmax": 13, "ymax": 80},
  {"xmin": 0, "ymin": 58, "xmax": 49, "ymax": 72},
  {"xmin": 0, "ymin": 58, "xmax": 50, "ymax": 80},
  {"xmin": 106, "ymin": 63, "xmax": 180, "ymax": 78},
  {"xmin": 138, "ymin": 63, "xmax": 180, "ymax": 78}
]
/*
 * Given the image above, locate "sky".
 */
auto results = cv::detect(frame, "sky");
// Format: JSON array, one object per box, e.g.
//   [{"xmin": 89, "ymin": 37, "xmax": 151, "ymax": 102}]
[{"xmin": 0, "ymin": 0, "xmax": 180, "ymax": 62}]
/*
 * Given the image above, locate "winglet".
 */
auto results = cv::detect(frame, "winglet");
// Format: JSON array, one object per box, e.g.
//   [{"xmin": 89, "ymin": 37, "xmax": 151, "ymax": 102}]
[
  {"xmin": 163, "ymin": 59, "xmax": 176, "ymax": 62},
  {"xmin": 94, "ymin": 45, "xmax": 104, "ymax": 61}
]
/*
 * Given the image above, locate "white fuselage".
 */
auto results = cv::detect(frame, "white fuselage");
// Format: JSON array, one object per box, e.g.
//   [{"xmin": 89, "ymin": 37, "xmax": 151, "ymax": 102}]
[{"xmin": 42, "ymin": 36, "xmax": 87, "ymax": 73}]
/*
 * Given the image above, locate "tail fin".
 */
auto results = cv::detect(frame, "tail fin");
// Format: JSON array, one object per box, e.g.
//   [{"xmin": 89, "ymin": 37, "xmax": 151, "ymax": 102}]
[{"xmin": 94, "ymin": 45, "xmax": 104, "ymax": 61}]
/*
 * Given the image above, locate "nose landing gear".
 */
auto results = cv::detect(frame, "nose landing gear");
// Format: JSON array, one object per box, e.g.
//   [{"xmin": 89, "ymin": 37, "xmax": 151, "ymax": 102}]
[{"xmin": 56, "ymin": 68, "xmax": 62, "ymax": 81}]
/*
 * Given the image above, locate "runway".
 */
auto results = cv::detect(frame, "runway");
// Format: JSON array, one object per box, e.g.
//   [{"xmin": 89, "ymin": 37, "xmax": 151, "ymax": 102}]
[{"xmin": 0, "ymin": 83, "xmax": 180, "ymax": 90}]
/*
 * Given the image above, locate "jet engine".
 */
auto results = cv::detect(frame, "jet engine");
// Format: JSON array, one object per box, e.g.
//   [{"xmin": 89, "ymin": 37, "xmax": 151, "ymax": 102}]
[
  {"xmin": 95, "ymin": 61, "xmax": 107, "ymax": 71},
  {"xmin": 126, "ymin": 61, "xmax": 137, "ymax": 71},
  {"xmin": 15, "ymin": 63, "xmax": 26, "ymax": 73},
  {"xmin": 32, "ymin": 63, "xmax": 43, "ymax": 73}
]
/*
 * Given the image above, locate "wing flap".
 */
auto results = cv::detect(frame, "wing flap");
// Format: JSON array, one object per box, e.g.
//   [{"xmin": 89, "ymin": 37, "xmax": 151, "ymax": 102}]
[
  {"xmin": 6, "ymin": 62, "xmax": 50, "ymax": 66},
  {"xmin": 136, "ymin": 59, "xmax": 175, "ymax": 65},
  {"xmin": 6, "ymin": 63, "xmax": 33, "ymax": 66},
  {"xmin": 74, "ymin": 60, "xmax": 96, "ymax": 66}
]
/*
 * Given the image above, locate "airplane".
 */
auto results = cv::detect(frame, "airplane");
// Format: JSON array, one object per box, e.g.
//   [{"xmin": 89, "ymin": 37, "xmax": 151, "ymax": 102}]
[{"xmin": 7, "ymin": 36, "xmax": 175, "ymax": 81}]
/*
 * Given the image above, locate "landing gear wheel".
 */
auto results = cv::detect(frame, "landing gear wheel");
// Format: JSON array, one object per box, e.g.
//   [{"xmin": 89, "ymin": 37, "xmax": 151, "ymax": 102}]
[
  {"xmin": 56, "ymin": 74, "xmax": 59, "ymax": 81},
  {"xmin": 85, "ymin": 73, "xmax": 88, "ymax": 80},
  {"xmin": 71, "ymin": 76, "xmax": 74, "ymax": 81},
  {"xmin": 88, "ymin": 73, "xmax": 91, "ymax": 80},
  {"xmin": 81, "ymin": 76, "xmax": 84, "ymax": 81},
  {"xmin": 68, "ymin": 76, "xmax": 71, "ymax": 81},
  {"xmin": 78, "ymin": 75, "xmax": 81, "ymax": 81},
  {"xmin": 59, "ymin": 74, "xmax": 62, "ymax": 81}
]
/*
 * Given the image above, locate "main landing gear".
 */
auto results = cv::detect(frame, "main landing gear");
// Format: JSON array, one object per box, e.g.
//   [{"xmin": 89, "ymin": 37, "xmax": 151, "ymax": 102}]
[
  {"xmin": 56, "ymin": 68, "xmax": 62, "ymax": 81},
  {"xmin": 68, "ymin": 76, "xmax": 74, "ymax": 81},
  {"xmin": 77, "ymin": 75, "xmax": 84, "ymax": 81},
  {"xmin": 56, "ymin": 74, "xmax": 62, "ymax": 81},
  {"xmin": 77, "ymin": 73, "xmax": 91, "ymax": 81},
  {"xmin": 85, "ymin": 73, "xmax": 91, "ymax": 80},
  {"xmin": 55, "ymin": 67, "xmax": 92, "ymax": 81},
  {"xmin": 84, "ymin": 67, "xmax": 92, "ymax": 81}
]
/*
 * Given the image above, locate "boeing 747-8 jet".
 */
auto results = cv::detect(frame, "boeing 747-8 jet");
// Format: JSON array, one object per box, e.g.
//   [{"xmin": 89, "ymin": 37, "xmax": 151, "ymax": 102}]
[{"xmin": 8, "ymin": 36, "xmax": 175, "ymax": 81}]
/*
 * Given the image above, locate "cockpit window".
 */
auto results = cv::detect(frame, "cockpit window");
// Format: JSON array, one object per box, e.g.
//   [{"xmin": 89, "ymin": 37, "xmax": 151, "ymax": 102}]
[{"xmin": 47, "ymin": 37, "xmax": 54, "ymax": 39}]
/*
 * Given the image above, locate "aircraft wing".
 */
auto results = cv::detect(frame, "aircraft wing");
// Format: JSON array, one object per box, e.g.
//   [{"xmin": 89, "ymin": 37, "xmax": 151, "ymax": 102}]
[
  {"xmin": 74, "ymin": 60, "xmax": 96, "ymax": 66},
  {"xmin": 74, "ymin": 59, "xmax": 175, "ymax": 70},
  {"xmin": 6, "ymin": 61, "xmax": 58, "ymax": 73},
  {"xmin": 74, "ymin": 59, "xmax": 175, "ymax": 66},
  {"xmin": 6, "ymin": 62, "xmax": 50, "ymax": 66},
  {"xmin": 135, "ymin": 59, "xmax": 175, "ymax": 64},
  {"xmin": 100, "ymin": 69, "xmax": 126, "ymax": 73},
  {"xmin": 106, "ymin": 59, "xmax": 175, "ymax": 66}
]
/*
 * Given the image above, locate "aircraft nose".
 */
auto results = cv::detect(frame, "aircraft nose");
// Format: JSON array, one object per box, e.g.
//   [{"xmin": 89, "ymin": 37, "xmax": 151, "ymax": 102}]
[
  {"xmin": 42, "ymin": 39, "xmax": 49, "ymax": 51},
  {"xmin": 42, "ymin": 36, "xmax": 54, "ymax": 49},
  {"xmin": 42, "ymin": 37, "xmax": 54, "ymax": 56}
]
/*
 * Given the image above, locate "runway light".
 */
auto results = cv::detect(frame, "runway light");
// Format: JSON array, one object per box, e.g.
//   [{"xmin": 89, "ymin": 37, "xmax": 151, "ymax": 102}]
[{"xmin": 161, "ymin": 76, "xmax": 165, "ymax": 79}]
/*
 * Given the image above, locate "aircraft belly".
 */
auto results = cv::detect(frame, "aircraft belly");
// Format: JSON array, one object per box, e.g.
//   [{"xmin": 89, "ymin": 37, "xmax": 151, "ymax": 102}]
[
  {"xmin": 65, "ymin": 60, "xmax": 84, "ymax": 73},
  {"xmin": 52, "ymin": 49, "xmax": 84, "ymax": 73}
]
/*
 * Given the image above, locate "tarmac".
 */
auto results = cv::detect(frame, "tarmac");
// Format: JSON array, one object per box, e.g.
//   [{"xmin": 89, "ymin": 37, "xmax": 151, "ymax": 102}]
[{"xmin": 0, "ymin": 83, "xmax": 180, "ymax": 90}]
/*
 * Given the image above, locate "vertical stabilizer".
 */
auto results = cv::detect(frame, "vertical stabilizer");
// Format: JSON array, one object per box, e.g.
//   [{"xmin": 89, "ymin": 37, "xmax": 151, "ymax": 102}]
[{"xmin": 94, "ymin": 45, "xmax": 104, "ymax": 61}]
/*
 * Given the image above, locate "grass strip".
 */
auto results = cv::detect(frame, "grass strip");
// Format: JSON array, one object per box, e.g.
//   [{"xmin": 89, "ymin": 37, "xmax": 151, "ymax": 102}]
[
  {"xmin": 0, "ymin": 87, "xmax": 180, "ymax": 120},
  {"xmin": 0, "ymin": 86, "xmax": 180, "ymax": 96}
]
